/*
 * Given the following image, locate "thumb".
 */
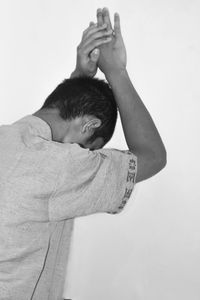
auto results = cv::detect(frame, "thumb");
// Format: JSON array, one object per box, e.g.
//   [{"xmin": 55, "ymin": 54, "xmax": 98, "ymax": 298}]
[{"xmin": 90, "ymin": 48, "xmax": 100, "ymax": 62}]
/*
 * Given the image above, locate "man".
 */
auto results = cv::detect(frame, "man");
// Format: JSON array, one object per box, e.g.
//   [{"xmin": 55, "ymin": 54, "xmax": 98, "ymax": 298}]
[{"xmin": 0, "ymin": 7, "xmax": 166, "ymax": 300}]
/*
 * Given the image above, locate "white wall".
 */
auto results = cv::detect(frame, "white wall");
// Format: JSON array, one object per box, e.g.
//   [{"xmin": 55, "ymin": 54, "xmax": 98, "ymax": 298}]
[{"xmin": 0, "ymin": 1, "xmax": 199, "ymax": 299}]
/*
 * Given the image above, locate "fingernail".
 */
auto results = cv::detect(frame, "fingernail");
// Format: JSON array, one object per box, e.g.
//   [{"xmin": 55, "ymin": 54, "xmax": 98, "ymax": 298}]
[{"xmin": 97, "ymin": 9, "xmax": 102, "ymax": 15}]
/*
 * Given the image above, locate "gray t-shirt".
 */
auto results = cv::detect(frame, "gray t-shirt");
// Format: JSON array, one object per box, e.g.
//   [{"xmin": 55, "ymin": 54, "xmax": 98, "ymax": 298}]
[{"xmin": 0, "ymin": 115, "xmax": 137, "ymax": 300}]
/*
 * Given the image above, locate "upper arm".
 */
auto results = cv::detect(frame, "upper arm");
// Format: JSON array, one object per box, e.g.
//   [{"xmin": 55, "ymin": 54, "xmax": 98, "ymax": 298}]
[
  {"xmin": 49, "ymin": 144, "xmax": 138, "ymax": 221},
  {"xmin": 133, "ymin": 148, "xmax": 167, "ymax": 183}
]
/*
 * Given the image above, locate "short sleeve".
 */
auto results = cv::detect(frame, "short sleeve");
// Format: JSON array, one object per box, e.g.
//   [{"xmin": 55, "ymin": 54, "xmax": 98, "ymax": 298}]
[{"xmin": 49, "ymin": 143, "xmax": 137, "ymax": 221}]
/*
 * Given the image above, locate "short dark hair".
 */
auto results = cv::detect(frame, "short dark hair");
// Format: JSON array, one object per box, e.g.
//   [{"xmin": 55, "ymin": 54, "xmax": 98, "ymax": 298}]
[{"xmin": 42, "ymin": 76, "xmax": 118, "ymax": 145}]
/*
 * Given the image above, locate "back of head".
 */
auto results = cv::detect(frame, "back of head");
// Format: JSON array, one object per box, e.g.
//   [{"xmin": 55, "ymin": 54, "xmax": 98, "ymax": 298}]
[{"xmin": 42, "ymin": 76, "xmax": 118, "ymax": 145}]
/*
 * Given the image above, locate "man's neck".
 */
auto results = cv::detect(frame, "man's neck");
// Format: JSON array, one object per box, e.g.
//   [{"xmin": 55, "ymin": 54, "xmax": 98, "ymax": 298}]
[{"xmin": 33, "ymin": 109, "xmax": 67, "ymax": 142}]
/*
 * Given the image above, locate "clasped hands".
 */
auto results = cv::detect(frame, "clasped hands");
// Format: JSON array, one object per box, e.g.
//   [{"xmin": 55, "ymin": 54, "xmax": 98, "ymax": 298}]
[{"xmin": 71, "ymin": 7, "xmax": 127, "ymax": 79}]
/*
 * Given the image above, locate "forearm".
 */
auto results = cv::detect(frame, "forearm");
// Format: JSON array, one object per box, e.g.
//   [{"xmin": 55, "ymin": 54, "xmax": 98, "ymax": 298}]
[{"xmin": 106, "ymin": 69, "xmax": 166, "ymax": 159}]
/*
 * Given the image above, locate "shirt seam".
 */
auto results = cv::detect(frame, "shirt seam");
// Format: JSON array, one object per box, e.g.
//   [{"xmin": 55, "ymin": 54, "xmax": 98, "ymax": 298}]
[{"xmin": 108, "ymin": 151, "xmax": 137, "ymax": 214}]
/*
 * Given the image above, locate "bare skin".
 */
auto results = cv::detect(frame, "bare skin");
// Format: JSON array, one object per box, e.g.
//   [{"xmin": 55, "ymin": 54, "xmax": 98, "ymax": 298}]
[
  {"xmin": 35, "ymin": 8, "xmax": 166, "ymax": 182},
  {"xmin": 34, "ymin": 22, "xmax": 112, "ymax": 150},
  {"xmin": 95, "ymin": 8, "xmax": 167, "ymax": 182}
]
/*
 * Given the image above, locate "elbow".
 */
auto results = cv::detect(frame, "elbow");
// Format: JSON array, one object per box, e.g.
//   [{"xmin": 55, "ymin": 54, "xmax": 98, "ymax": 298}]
[{"xmin": 156, "ymin": 147, "xmax": 167, "ymax": 172}]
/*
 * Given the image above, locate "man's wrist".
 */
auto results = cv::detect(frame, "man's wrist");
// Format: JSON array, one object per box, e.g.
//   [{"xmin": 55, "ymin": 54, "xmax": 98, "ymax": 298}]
[
  {"xmin": 70, "ymin": 69, "xmax": 84, "ymax": 78},
  {"xmin": 105, "ymin": 67, "xmax": 128, "ymax": 83},
  {"xmin": 70, "ymin": 68, "xmax": 95, "ymax": 78}
]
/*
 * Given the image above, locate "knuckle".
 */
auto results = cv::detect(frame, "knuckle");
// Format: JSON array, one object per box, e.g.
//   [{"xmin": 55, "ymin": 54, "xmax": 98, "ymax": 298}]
[
  {"xmin": 77, "ymin": 45, "xmax": 82, "ymax": 53},
  {"xmin": 100, "ymin": 30, "xmax": 110, "ymax": 37},
  {"xmin": 97, "ymin": 10, "xmax": 102, "ymax": 17}
]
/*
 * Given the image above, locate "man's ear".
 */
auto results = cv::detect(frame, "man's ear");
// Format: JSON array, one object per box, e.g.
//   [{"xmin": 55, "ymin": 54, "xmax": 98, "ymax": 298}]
[{"xmin": 82, "ymin": 118, "xmax": 101, "ymax": 133}]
